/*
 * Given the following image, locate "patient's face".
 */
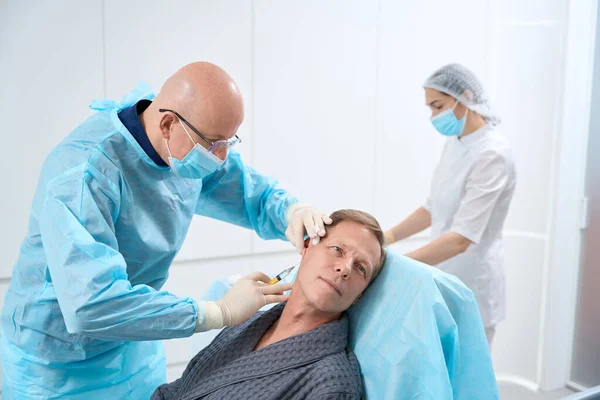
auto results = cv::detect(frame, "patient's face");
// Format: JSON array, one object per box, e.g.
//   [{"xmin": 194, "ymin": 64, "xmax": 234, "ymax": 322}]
[{"xmin": 295, "ymin": 221, "xmax": 381, "ymax": 314}]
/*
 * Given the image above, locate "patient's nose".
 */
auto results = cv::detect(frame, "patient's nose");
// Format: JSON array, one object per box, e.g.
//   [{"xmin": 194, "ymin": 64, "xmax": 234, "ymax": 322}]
[{"xmin": 335, "ymin": 259, "xmax": 353, "ymax": 278}]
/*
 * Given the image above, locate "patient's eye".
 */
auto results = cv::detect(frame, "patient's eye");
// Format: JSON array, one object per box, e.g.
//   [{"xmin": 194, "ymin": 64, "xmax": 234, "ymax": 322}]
[
  {"xmin": 356, "ymin": 265, "xmax": 367, "ymax": 276},
  {"xmin": 329, "ymin": 246, "xmax": 343, "ymax": 255}
]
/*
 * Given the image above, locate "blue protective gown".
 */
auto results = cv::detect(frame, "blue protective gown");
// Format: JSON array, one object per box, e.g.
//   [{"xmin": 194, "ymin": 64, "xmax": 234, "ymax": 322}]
[{"xmin": 0, "ymin": 84, "xmax": 297, "ymax": 399}]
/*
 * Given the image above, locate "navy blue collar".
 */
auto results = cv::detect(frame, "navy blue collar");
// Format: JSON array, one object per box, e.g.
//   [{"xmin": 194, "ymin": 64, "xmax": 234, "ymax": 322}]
[{"xmin": 118, "ymin": 100, "xmax": 168, "ymax": 167}]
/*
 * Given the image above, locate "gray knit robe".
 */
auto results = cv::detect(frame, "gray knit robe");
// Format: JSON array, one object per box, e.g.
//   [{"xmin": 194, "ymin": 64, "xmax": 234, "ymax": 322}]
[{"xmin": 151, "ymin": 303, "xmax": 363, "ymax": 400}]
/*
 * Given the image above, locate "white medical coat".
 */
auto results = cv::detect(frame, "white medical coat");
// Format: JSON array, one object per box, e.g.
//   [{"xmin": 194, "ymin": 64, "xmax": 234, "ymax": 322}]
[{"xmin": 424, "ymin": 124, "xmax": 516, "ymax": 327}]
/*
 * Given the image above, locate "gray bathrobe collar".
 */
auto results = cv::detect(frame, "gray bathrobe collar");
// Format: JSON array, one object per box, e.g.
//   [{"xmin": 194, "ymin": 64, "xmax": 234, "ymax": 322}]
[{"xmin": 178, "ymin": 303, "xmax": 349, "ymax": 400}]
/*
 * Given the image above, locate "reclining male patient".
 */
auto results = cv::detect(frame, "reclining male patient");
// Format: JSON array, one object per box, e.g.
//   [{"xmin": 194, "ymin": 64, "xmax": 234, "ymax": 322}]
[{"xmin": 152, "ymin": 209, "xmax": 386, "ymax": 400}]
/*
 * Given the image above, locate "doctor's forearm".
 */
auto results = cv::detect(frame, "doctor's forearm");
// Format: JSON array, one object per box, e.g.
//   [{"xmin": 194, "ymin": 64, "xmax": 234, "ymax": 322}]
[
  {"xmin": 385, "ymin": 207, "xmax": 432, "ymax": 245},
  {"xmin": 59, "ymin": 289, "xmax": 200, "ymax": 341},
  {"xmin": 405, "ymin": 232, "xmax": 471, "ymax": 266}
]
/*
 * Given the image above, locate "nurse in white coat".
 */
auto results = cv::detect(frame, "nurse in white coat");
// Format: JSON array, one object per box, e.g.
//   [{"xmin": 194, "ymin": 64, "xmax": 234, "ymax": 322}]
[{"xmin": 384, "ymin": 63, "xmax": 516, "ymax": 348}]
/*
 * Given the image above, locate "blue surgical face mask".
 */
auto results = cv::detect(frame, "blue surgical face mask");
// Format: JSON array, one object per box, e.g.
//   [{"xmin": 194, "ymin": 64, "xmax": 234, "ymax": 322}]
[
  {"xmin": 431, "ymin": 100, "xmax": 468, "ymax": 137},
  {"xmin": 165, "ymin": 118, "xmax": 225, "ymax": 179}
]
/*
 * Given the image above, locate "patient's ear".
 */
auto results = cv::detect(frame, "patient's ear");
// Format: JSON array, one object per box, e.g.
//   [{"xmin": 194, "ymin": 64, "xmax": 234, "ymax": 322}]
[{"xmin": 301, "ymin": 238, "xmax": 310, "ymax": 256}]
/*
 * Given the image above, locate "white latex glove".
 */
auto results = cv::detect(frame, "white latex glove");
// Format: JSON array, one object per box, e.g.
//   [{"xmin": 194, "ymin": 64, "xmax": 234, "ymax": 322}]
[
  {"xmin": 199, "ymin": 272, "xmax": 292, "ymax": 331},
  {"xmin": 285, "ymin": 203, "xmax": 333, "ymax": 254}
]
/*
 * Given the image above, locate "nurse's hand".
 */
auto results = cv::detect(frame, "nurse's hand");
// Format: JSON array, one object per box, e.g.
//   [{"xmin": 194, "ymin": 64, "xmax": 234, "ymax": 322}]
[
  {"xmin": 207, "ymin": 272, "xmax": 292, "ymax": 328},
  {"xmin": 285, "ymin": 203, "xmax": 333, "ymax": 254},
  {"xmin": 384, "ymin": 230, "xmax": 395, "ymax": 246}
]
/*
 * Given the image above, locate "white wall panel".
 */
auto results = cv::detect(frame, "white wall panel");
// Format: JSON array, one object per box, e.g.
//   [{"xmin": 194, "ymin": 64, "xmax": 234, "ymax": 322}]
[
  {"xmin": 495, "ymin": 0, "xmax": 567, "ymax": 22},
  {"xmin": 540, "ymin": 0, "xmax": 596, "ymax": 390},
  {"xmin": 492, "ymin": 235, "xmax": 545, "ymax": 382},
  {"xmin": 0, "ymin": 1, "xmax": 104, "ymax": 278},
  {"xmin": 166, "ymin": 363, "xmax": 187, "ymax": 383},
  {"xmin": 494, "ymin": 25, "xmax": 564, "ymax": 234},
  {"xmin": 252, "ymin": 0, "xmax": 379, "ymax": 253},
  {"xmin": 103, "ymin": 0, "xmax": 253, "ymax": 104},
  {"xmin": 163, "ymin": 337, "xmax": 192, "ymax": 367}
]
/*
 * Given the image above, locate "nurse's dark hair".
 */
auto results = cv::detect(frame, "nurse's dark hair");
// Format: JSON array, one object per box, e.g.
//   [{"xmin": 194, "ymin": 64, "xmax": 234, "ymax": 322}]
[{"xmin": 327, "ymin": 209, "xmax": 387, "ymax": 282}]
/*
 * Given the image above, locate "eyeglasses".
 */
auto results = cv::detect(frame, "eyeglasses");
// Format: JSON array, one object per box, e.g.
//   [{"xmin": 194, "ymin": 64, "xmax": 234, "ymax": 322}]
[{"xmin": 159, "ymin": 108, "xmax": 241, "ymax": 153}]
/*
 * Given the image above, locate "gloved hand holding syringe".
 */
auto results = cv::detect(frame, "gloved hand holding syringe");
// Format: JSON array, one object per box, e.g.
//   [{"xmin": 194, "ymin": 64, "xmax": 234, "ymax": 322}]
[{"xmin": 198, "ymin": 214, "xmax": 325, "ymax": 332}]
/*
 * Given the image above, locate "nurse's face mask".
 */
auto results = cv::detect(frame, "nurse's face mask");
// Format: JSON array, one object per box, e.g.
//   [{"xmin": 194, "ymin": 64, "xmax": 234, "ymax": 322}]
[
  {"xmin": 160, "ymin": 109, "xmax": 240, "ymax": 179},
  {"xmin": 430, "ymin": 100, "xmax": 468, "ymax": 137}
]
